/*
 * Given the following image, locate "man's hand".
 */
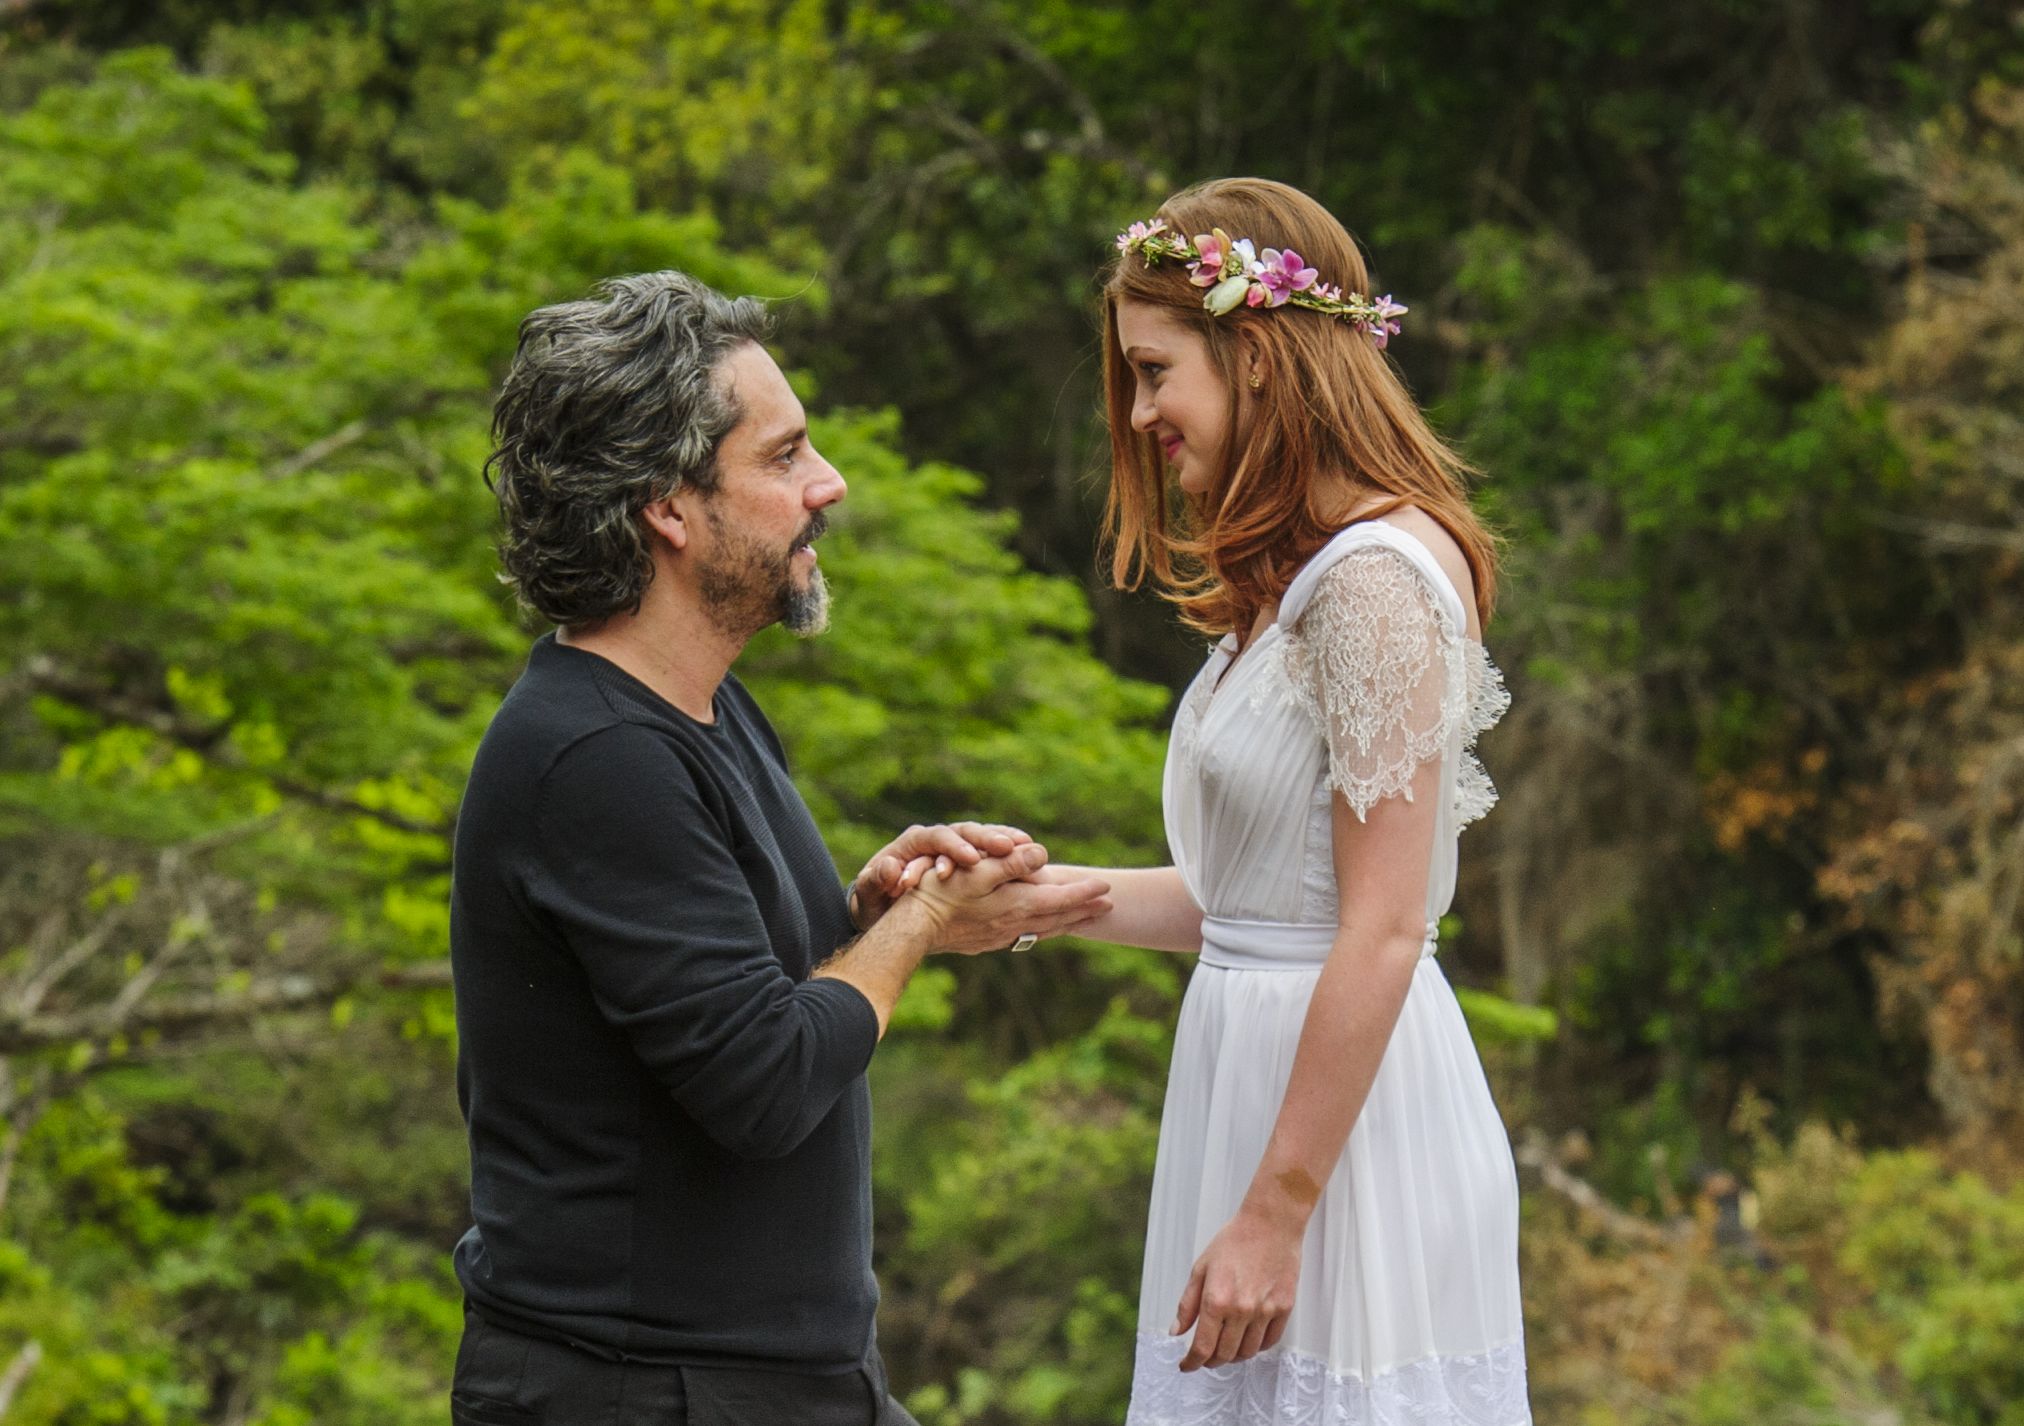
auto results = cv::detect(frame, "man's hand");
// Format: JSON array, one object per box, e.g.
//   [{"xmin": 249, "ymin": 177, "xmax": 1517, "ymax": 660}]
[
  {"xmin": 902, "ymin": 842, "xmax": 1111, "ymax": 955},
  {"xmin": 815, "ymin": 843, "xmax": 1109, "ymax": 1039},
  {"xmin": 849, "ymin": 823, "xmax": 1033, "ymax": 931}
]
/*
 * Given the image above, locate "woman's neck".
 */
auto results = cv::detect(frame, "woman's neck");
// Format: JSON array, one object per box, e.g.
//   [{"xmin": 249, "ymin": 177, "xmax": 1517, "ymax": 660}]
[{"xmin": 1318, "ymin": 478, "xmax": 1404, "ymax": 528}]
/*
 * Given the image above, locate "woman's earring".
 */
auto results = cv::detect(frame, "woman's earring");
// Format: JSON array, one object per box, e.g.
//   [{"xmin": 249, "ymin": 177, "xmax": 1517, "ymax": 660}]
[{"xmin": 1248, "ymin": 372, "xmax": 1263, "ymax": 391}]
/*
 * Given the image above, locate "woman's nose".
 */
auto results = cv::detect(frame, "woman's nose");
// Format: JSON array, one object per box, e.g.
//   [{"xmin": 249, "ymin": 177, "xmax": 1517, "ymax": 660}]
[{"xmin": 1130, "ymin": 387, "xmax": 1158, "ymax": 434}]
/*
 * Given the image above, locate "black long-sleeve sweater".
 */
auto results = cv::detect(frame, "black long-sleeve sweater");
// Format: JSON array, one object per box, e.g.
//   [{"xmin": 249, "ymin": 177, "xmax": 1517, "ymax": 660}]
[{"xmin": 449, "ymin": 632, "xmax": 880, "ymax": 1371}]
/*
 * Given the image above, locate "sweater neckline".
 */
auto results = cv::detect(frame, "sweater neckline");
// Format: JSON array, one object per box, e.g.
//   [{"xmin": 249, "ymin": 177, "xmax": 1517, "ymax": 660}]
[{"xmin": 537, "ymin": 632, "xmax": 726, "ymax": 733}]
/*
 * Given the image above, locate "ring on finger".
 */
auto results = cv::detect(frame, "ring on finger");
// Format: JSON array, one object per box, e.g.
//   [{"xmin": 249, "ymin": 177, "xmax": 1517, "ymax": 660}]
[{"xmin": 1007, "ymin": 932, "xmax": 1038, "ymax": 953}]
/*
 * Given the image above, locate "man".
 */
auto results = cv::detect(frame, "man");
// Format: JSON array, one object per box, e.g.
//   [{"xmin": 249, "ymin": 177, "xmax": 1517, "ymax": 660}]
[{"xmin": 448, "ymin": 271, "xmax": 1111, "ymax": 1425}]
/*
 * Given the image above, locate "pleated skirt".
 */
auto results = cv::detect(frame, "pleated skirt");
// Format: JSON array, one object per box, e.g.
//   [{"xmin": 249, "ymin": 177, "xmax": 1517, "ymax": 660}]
[{"xmin": 1127, "ymin": 952, "xmax": 1532, "ymax": 1426}]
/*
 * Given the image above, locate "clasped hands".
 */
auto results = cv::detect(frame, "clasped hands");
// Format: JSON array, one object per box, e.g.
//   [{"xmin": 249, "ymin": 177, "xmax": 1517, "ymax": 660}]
[{"xmin": 848, "ymin": 822, "xmax": 1110, "ymax": 954}]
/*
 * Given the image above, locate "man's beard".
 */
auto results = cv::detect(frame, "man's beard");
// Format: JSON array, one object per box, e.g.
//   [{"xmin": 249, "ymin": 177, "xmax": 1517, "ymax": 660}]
[{"xmin": 696, "ymin": 506, "xmax": 830, "ymax": 640}]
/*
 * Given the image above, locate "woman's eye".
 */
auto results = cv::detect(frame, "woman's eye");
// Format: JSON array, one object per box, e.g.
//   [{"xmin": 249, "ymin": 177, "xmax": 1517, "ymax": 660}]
[{"xmin": 1138, "ymin": 362, "xmax": 1164, "ymax": 379}]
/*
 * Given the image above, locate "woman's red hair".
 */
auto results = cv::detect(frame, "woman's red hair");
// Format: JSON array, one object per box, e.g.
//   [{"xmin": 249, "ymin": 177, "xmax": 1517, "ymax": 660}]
[{"xmin": 1101, "ymin": 177, "xmax": 1499, "ymax": 638}]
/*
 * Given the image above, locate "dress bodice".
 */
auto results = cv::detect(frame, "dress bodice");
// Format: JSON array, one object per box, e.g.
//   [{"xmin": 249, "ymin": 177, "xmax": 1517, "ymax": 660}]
[{"xmin": 1162, "ymin": 522, "xmax": 1510, "ymax": 944}]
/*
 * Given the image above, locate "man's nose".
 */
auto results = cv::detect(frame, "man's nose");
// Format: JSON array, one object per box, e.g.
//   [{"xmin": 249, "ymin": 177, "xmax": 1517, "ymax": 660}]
[{"xmin": 807, "ymin": 449, "xmax": 847, "ymax": 506}]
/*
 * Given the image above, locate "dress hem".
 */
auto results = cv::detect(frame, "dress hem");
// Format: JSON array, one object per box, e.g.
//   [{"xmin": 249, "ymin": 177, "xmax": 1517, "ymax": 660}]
[{"xmin": 1126, "ymin": 1329, "xmax": 1532, "ymax": 1426}]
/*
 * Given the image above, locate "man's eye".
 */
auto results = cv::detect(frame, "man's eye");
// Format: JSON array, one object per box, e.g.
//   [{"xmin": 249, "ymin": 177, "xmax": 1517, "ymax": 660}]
[{"xmin": 775, "ymin": 446, "xmax": 798, "ymax": 466}]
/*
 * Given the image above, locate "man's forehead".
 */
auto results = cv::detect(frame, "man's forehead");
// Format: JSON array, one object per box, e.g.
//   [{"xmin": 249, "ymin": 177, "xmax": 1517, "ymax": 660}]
[
  {"xmin": 716, "ymin": 344, "xmax": 804, "ymax": 438},
  {"xmin": 753, "ymin": 415, "xmax": 807, "ymax": 448}
]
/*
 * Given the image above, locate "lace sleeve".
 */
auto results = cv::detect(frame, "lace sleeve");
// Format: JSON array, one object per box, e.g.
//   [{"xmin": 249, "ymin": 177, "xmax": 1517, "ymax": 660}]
[{"xmin": 1283, "ymin": 545, "xmax": 1509, "ymax": 826}]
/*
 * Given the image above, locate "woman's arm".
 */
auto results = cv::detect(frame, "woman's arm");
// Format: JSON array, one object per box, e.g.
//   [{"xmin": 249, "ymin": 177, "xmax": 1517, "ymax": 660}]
[
  {"xmin": 1168, "ymin": 757, "xmax": 1441, "ymax": 1371},
  {"xmin": 875, "ymin": 851, "xmax": 1202, "ymax": 954},
  {"xmin": 1026, "ymin": 863, "xmax": 1203, "ymax": 953}
]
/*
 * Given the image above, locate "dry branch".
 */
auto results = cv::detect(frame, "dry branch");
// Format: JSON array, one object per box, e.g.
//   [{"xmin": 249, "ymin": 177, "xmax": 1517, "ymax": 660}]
[
  {"xmin": 1515, "ymin": 1130, "xmax": 1695, "ymax": 1246},
  {"xmin": 0, "ymin": 1339, "xmax": 41, "ymax": 1420},
  {"xmin": 0, "ymin": 960, "xmax": 453, "ymax": 1056}
]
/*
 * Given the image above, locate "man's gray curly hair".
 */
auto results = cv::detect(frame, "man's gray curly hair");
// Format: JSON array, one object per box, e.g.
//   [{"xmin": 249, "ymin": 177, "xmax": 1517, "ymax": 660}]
[{"xmin": 484, "ymin": 271, "xmax": 773, "ymax": 626}]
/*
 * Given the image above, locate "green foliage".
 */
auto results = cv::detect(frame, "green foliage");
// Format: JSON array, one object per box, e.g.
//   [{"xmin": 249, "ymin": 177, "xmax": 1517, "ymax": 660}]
[
  {"xmin": 1452, "ymin": 986, "xmax": 1559, "ymax": 1045},
  {"xmin": 2, "ymin": 5, "xmax": 2018, "ymax": 1424},
  {"xmin": 1536, "ymin": 1123, "xmax": 2023, "ymax": 1426},
  {"xmin": 1449, "ymin": 229, "xmax": 1901, "ymax": 671},
  {"xmin": 1838, "ymin": 1152, "xmax": 2024, "ymax": 1425},
  {"xmin": 1446, "ymin": 211, "xmax": 1931, "ymax": 1161},
  {"xmin": 0, "ymin": 1082, "xmax": 460, "ymax": 1423},
  {"xmin": 465, "ymin": 0, "xmax": 870, "ymax": 256},
  {"xmin": 879, "ymin": 1001, "xmax": 1171, "ymax": 1423},
  {"xmin": 0, "ymin": 49, "xmax": 504, "ymax": 828},
  {"xmin": 1680, "ymin": 1305, "xmax": 1848, "ymax": 1426}
]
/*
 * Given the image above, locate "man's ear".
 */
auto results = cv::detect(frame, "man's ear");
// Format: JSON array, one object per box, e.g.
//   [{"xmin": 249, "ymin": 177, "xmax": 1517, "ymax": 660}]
[{"xmin": 641, "ymin": 493, "xmax": 690, "ymax": 553}]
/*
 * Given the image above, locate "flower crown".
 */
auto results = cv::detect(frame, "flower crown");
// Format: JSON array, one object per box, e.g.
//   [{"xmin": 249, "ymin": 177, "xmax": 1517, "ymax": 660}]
[{"xmin": 1114, "ymin": 218, "xmax": 1407, "ymax": 348}]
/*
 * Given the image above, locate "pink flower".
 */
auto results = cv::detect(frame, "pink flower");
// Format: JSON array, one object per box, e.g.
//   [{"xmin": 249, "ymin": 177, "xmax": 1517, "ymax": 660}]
[
  {"xmin": 1115, "ymin": 218, "xmax": 1168, "ymax": 252},
  {"xmin": 1188, "ymin": 229, "xmax": 1230, "ymax": 287},
  {"xmin": 1254, "ymin": 248, "xmax": 1318, "ymax": 307},
  {"xmin": 1370, "ymin": 293, "xmax": 1406, "ymax": 347}
]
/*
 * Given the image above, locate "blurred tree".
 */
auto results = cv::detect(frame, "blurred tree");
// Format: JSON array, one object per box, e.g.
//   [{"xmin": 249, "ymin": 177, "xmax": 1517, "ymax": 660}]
[
  {"xmin": 3, "ymin": 2, "xmax": 2021, "ymax": 1421},
  {"xmin": 1820, "ymin": 77, "xmax": 2024, "ymax": 1176}
]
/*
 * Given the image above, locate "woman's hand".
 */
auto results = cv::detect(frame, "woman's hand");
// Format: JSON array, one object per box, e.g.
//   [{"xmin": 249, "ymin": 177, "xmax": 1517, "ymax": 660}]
[
  {"xmin": 900, "ymin": 842, "xmax": 1112, "ymax": 955},
  {"xmin": 1171, "ymin": 1203, "xmax": 1305, "ymax": 1371},
  {"xmin": 849, "ymin": 822, "xmax": 1031, "ymax": 930}
]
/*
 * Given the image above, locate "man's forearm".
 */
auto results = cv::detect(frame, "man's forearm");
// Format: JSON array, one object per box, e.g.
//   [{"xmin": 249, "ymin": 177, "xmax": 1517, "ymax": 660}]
[{"xmin": 812, "ymin": 894, "xmax": 939, "ymax": 1038}]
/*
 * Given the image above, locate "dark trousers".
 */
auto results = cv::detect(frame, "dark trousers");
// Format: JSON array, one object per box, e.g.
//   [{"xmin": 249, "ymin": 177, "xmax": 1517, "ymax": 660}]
[{"xmin": 452, "ymin": 1309, "xmax": 921, "ymax": 1426}]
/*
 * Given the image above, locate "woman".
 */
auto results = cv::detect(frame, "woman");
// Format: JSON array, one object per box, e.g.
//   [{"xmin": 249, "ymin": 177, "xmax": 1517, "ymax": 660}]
[{"xmin": 1063, "ymin": 178, "xmax": 1529, "ymax": 1424}]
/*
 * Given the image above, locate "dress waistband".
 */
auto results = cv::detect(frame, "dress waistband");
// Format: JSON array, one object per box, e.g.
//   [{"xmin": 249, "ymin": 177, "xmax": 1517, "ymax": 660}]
[{"xmin": 1197, "ymin": 915, "xmax": 1439, "ymax": 970}]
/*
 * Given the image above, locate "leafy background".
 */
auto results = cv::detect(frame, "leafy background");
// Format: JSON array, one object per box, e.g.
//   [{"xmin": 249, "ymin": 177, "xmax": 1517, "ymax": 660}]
[{"xmin": 1, "ymin": 1, "xmax": 2021, "ymax": 1422}]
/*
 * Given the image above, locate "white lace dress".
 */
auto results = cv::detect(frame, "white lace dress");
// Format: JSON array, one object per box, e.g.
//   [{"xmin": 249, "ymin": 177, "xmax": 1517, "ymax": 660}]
[{"xmin": 1127, "ymin": 522, "xmax": 1531, "ymax": 1426}]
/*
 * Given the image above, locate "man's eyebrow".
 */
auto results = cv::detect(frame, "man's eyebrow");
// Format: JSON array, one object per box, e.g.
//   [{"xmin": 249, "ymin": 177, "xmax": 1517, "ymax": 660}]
[{"xmin": 760, "ymin": 423, "xmax": 808, "ymax": 449}]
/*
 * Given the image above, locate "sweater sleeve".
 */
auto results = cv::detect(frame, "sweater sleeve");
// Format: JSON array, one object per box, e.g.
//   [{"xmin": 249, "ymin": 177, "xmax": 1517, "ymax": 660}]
[{"xmin": 529, "ymin": 723, "xmax": 880, "ymax": 1161}]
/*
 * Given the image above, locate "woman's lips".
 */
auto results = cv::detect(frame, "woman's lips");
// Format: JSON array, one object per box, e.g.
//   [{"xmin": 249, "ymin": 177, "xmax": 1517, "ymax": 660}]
[{"xmin": 1161, "ymin": 436, "xmax": 1183, "ymax": 461}]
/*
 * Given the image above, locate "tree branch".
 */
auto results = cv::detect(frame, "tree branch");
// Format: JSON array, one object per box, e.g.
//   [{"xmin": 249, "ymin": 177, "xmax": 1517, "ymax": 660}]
[
  {"xmin": 1866, "ymin": 510, "xmax": 2024, "ymax": 554},
  {"xmin": 905, "ymin": 6, "xmax": 1159, "ymax": 183},
  {"xmin": 0, "ymin": 1339, "xmax": 41, "ymax": 1420},
  {"xmin": 270, "ymin": 419, "xmax": 368, "ymax": 481},
  {"xmin": 13, "ymin": 904, "xmax": 124, "ymax": 1019},
  {"xmin": 1514, "ymin": 1130, "xmax": 1694, "ymax": 1246},
  {"xmin": 0, "ymin": 960, "xmax": 453, "ymax": 1056}
]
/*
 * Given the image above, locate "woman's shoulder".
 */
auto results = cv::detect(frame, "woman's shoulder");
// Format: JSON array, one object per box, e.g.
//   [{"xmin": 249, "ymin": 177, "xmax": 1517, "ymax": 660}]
[
  {"xmin": 1369, "ymin": 508, "xmax": 1479, "ymax": 640},
  {"xmin": 1279, "ymin": 508, "xmax": 1477, "ymax": 638}
]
